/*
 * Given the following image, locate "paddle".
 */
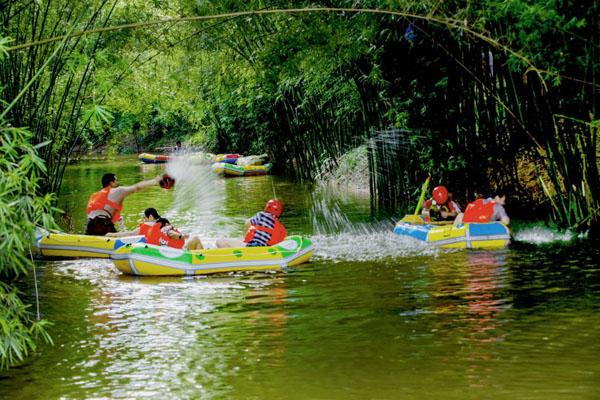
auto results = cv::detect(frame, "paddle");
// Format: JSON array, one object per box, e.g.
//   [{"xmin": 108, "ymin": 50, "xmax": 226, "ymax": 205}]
[
  {"xmin": 414, "ymin": 176, "xmax": 431, "ymax": 216},
  {"xmin": 401, "ymin": 176, "xmax": 430, "ymax": 224}
]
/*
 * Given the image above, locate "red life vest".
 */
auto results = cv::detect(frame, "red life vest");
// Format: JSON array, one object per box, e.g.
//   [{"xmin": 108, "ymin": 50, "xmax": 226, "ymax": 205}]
[
  {"xmin": 145, "ymin": 224, "xmax": 185, "ymax": 249},
  {"xmin": 244, "ymin": 219, "xmax": 287, "ymax": 246},
  {"xmin": 462, "ymin": 199, "xmax": 495, "ymax": 223},
  {"xmin": 138, "ymin": 222, "xmax": 155, "ymax": 236},
  {"xmin": 86, "ymin": 187, "xmax": 123, "ymax": 223}
]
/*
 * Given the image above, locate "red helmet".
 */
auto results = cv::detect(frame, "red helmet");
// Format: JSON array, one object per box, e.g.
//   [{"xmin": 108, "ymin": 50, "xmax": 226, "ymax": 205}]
[
  {"xmin": 264, "ymin": 199, "xmax": 284, "ymax": 217},
  {"xmin": 432, "ymin": 186, "xmax": 448, "ymax": 204}
]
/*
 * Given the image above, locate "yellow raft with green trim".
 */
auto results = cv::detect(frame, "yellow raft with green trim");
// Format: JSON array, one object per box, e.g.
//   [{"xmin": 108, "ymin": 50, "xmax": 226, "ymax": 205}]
[
  {"xmin": 393, "ymin": 215, "xmax": 511, "ymax": 249},
  {"xmin": 111, "ymin": 236, "xmax": 313, "ymax": 276},
  {"xmin": 212, "ymin": 162, "xmax": 272, "ymax": 177},
  {"xmin": 34, "ymin": 230, "xmax": 146, "ymax": 258}
]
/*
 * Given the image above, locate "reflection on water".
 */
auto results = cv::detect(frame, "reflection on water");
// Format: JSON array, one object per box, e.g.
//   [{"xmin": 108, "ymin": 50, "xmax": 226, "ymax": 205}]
[{"xmin": 1, "ymin": 156, "xmax": 599, "ymax": 399}]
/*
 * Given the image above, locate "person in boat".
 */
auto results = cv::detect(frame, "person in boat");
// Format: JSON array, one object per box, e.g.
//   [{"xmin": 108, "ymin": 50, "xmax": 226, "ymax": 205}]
[
  {"xmin": 422, "ymin": 186, "xmax": 461, "ymax": 222},
  {"xmin": 455, "ymin": 190, "xmax": 510, "ymax": 225},
  {"xmin": 144, "ymin": 217, "xmax": 204, "ymax": 250},
  {"xmin": 86, "ymin": 173, "xmax": 163, "ymax": 236},
  {"xmin": 216, "ymin": 199, "xmax": 287, "ymax": 248},
  {"xmin": 105, "ymin": 208, "xmax": 160, "ymax": 238}
]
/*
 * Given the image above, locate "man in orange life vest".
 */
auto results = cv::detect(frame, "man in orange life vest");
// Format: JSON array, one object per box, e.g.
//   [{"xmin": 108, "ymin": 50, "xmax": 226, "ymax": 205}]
[
  {"xmin": 86, "ymin": 173, "xmax": 162, "ymax": 235},
  {"xmin": 105, "ymin": 208, "xmax": 160, "ymax": 238},
  {"xmin": 422, "ymin": 186, "xmax": 461, "ymax": 222},
  {"xmin": 216, "ymin": 199, "xmax": 287, "ymax": 248},
  {"xmin": 457, "ymin": 190, "xmax": 510, "ymax": 225}
]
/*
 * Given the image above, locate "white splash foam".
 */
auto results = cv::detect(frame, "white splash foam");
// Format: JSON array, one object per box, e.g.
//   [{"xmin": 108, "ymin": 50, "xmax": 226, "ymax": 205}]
[
  {"xmin": 311, "ymin": 230, "xmax": 438, "ymax": 262},
  {"xmin": 513, "ymin": 227, "xmax": 576, "ymax": 244}
]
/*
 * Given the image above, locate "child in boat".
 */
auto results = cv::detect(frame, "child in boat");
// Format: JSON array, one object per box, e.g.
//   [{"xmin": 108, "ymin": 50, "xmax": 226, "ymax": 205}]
[
  {"xmin": 105, "ymin": 208, "xmax": 160, "ymax": 237},
  {"xmin": 145, "ymin": 217, "xmax": 204, "ymax": 250},
  {"xmin": 216, "ymin": 199, "xmax": 287, "ymax": 248},
  {"xmin": 422, "ymin": 186, "xmax": 461, "ymax": 222}
]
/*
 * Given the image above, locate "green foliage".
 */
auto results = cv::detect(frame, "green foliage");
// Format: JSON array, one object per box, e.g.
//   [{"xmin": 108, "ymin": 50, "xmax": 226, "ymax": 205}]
[
  {"xmin": 0, "ymin": 121, "xmax": 56, "ymax": 369},
  {"xmin": 0, "ymin": 283, "xmax": 53, "ymax": 370},
  {"xmin": 1, "ymin": 0, "xmax": 598, "ymax": 230},
  {"xmin": 0, "ymin": 36, "xmax": 13, "ymax": 61}
]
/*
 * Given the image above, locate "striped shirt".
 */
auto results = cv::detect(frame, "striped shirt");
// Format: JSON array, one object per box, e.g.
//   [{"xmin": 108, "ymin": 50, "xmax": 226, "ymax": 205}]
[{"xmin": 246, "ymin": 211, "xmax": 276, "ymax": 247}]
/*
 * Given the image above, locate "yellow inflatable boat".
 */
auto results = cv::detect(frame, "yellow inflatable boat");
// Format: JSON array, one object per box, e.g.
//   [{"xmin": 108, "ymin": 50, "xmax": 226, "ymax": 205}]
[
  {"xmin": 138, "ymin": 153, "xmax": 170, "ymax": 164},
  {"xmin": 393, "ymin": 215, "xmax": 510, "ymax": 249},
  {"xmin": 212, "ymin": 162, "xmax": 272, "ymax": 177},
  {"xmin": 35, "ymin": 230, "xmax": 146, "ymax": 258},
  {"xmin": 111, "ymin": 236, "xmax": 313, "ymax": 276}
]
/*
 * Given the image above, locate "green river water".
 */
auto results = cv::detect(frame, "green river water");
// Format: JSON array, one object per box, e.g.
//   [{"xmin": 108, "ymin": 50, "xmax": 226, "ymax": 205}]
[{"xmin": 1, "ymin": 155, "xmax": 599, "ymax": 399}]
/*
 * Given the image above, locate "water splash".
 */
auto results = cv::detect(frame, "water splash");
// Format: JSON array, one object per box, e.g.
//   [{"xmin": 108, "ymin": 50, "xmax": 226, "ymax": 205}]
[
  {"xmin": 513, "ymin": 226, "xmax": 577, "ymax": 244},
  {"xmin": 312, "ymin": 229, "xmax": 439, "ymax": 262},
  {"xmin": 165, "ymin": 155, "xmax": 236, "ymax": 238},
  {"xmin": 308, "ymin": 181, "xmax": 372, "ymax": 235}
]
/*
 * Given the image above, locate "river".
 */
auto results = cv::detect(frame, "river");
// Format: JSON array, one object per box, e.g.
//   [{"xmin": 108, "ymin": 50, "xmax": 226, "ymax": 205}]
[{"xmin": 1, "ymin": 155, "xmax": 598, "ymax": 399}]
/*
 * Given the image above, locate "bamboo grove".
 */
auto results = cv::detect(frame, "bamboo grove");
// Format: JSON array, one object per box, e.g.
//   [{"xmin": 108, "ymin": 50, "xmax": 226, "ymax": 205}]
[
  {"xmin": 0, "ymin": 0, "xmax": 598, "ymax": 368},
  {"xmin": 2, "ymin": 1, "xmax": 597, "ymax": 230}
]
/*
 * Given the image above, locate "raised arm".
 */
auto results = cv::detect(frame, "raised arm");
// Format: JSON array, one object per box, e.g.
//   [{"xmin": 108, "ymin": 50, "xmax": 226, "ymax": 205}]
[{"xmin": 118, "ymin": 176, "xmax": 161, "ymax": 196}]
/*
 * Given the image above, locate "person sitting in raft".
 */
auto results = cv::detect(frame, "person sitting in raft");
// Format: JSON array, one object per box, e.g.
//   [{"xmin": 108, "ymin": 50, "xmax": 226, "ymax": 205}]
[
  {"xmin": 421, "ymin": 185, "xmax": 461, "ymax": 222},
  {"xmin": 145, "ymin": 217, "xmax": 204, "ymax": 250},
  {"xmin": 455, "ymin": 190, "xmax": 510, "ymax": 225},
  {"xmin": 86, "ymin": 173, "xmax": 163, "ymax": 236},
  {"xmin": 174, "ymin": 140, "xmax": 182, "ymax": 153},
  {"xmin": 216, "ymin": 199, "xmax": 287, "ymax": 248},
  {"xmin": 105, "ymin": 208, "xmax": 160, "ymax": 238}
]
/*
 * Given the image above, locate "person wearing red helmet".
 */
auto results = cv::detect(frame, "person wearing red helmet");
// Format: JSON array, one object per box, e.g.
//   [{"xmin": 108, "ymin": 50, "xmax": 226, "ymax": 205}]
[
  {"xmin": 421, "ymin": 185, "xmax": 461, "ymax": 222},
  {"xmin": 216, "ymin": 199, "xmax": 287, "ymax": 248}
]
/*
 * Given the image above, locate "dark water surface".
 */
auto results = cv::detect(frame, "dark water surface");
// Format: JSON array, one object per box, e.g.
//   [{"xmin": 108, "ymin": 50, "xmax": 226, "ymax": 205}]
[{"xmin": 1, "ymin": 156, "xmax": 599, "ymax": 399}]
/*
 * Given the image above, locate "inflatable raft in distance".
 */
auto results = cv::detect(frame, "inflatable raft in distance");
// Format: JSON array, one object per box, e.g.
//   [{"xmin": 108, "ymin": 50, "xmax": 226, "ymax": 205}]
[
  {"xmin": 215, "ymin": 153, "xmax": 240, "ymax": 164},
  {"xmin": 139, "ymin": 153, "xmax": 170, "ymax": 164},
  {"xmin": 393, "ymin": 215, "xmax": 510, "ymax": 249},
  {"xmin": 111, "ymin": 235, "xmax": 313, "ymax": 276},
  {"xmin": 212, "ymin": 162, "xmax": 272, "ymax": 177},
  {"xmin": 35, "ymin": 230, "xmax": 146, "ymax": 258}
]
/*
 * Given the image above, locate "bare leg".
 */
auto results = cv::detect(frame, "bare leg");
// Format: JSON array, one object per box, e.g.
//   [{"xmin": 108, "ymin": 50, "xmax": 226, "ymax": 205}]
[{"xmin": 186, "ymin": 236, "xmax": 204, "ymax": 250}]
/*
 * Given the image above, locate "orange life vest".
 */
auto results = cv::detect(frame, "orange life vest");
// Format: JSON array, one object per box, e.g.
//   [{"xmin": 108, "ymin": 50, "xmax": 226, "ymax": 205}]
[
  {"xmin": 462, "ymin": 199, "xmax": 495, "ymax": 223},
  {"xmin": 244, "ymin": 219, "xmax": 287, "ymax": 246},
  {"xmin": 145, "ymin": 224, "xmax": 185, "ymax": 249},
  {"xmin": 86, "ymin": 187, "xmax": 123, "ymax": 223},
  {"xmin": 138, "ymin": 222, "xmax": 155, "ymax": 236}
]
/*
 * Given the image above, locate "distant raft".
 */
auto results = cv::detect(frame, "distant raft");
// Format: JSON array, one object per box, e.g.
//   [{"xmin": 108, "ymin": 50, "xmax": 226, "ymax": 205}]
[
  {"xmin": 215, "ymin": 153, "xmax": 240, "ymax": 164},
  {"xmin": 139, "ymin": 153, "xmax": 170, "ymax": 164},
  {"xmin": 34, "ymin": 230, "xmax": 146, "ymax": 258},
  {"xmin": 111, "ymin": 236, "xmax": 314, "ymax": 276},
  {"xmin": 393, "ymin": 215, "xmax": 510, "ymax": 249},
  {"xmin": 212, "ymin": 162, "xmax": 272, "ymax": 177}
]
